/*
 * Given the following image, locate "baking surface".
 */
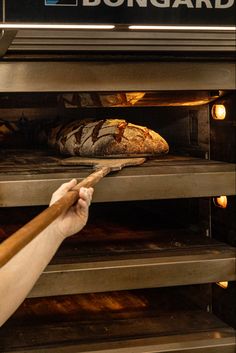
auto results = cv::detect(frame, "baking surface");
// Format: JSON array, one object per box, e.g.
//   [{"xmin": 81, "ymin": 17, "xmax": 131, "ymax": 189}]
[
  {"xmin": 0, "ymin": 287, "xmax": 234, "ymax": 352},
  {"xmin": 0, "ymin": 149, "xmax": 178, "ymax": 174},
  {"xmin": 0, "ymin": 149, "xmax": 228, "ymax": 175}
]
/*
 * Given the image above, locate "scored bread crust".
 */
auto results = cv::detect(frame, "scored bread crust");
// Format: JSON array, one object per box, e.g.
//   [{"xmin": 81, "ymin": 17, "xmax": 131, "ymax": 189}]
[{"xmin": 46, "ymin": 119, "xmax": 169, "ymax": 157}]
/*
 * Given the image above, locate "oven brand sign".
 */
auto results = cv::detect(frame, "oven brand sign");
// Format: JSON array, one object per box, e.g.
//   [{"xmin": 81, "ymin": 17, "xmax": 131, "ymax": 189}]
[
  {"xmin": 3, "ymin": 0, "xmax": 236, "ymax": 25},
  {"xmin": 45, "ymin": 0, "xmax": 234, "ymax": 8}
]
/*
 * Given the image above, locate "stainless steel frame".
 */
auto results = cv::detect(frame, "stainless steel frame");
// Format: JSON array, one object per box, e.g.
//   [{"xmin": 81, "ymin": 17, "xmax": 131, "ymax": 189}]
[
  {"xmin": 0, "ymin": 61, "xmax": 235, "ymax": 93},
  {"xmin": 0, "ymin": 35, "xmax": 235, "ymax": 352}
]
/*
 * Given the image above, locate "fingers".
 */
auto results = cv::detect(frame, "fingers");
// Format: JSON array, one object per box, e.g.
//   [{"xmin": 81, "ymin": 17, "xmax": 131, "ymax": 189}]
[
  {"xmin": 49, "ymin": 182, "xmax": 93, "ymax": 239},
  {"xmin": 77, "ymin": 198, "xmax": 88, "ymax": 211},
  {"xmin": 50, "ymin": 179, "xmax": 77, "ymax": 205},
  {"xmin": 58, "ymin": 179, "xmax": 77, "ymax": 194},
  {"xmin": 79, "ymin": 187, "xmax": 94, "ymax": 207},
  {"xmin": 75, "ymin": 187, "xmax": 93, "ymax": 220},
  {"xmin": 50, "ymin": 180, "xmax": 93, "ymax": 211}
]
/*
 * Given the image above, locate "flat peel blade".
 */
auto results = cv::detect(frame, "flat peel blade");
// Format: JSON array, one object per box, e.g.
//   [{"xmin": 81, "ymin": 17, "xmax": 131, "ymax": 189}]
[{"xmin": 60, "ymin": 157, "xmax": 146, "ymax": 171}]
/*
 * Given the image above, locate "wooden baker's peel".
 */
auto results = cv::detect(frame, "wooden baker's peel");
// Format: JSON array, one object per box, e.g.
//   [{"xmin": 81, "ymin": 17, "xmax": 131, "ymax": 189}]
[
  {"xmin": 60, "ymin": 156, "xmax": 146, "ymax": 170},
  {"xmin": 0, "ymin": 157, "xmax": 146, "ymax": 267}
]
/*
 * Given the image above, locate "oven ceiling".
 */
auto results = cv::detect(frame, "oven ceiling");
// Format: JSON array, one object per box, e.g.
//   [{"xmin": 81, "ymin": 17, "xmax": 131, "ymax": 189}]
[{"xmin": 0, "ymin": 29, "xmax": 235, "ymax": 92}]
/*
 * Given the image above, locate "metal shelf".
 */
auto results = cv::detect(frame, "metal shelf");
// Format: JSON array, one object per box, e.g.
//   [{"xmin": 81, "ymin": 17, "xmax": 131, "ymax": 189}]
[
  {"xmin": 0, "ymin": 151, "xmax": 235, "ymax": 206},
  {"xmin": 28, "ymin": 239, "xmax": 236, "ymax": 297},
  {"xmin": 2, "ymin": 332, "xmax": 235, "ymax": 353},
  {"xmin": 1, "ymin": 306, "xmax": 235, "ymax": 353}
]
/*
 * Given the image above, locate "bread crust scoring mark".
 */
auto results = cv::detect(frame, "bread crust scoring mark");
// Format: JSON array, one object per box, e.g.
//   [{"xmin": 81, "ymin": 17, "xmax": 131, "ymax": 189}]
[
  {"xmin": 115, "ymin": 121, "xmax": 128, "ymax": 143},
  {"xmin": 92, "ymin": 120, "xmax": 106, "ymax": 144}
]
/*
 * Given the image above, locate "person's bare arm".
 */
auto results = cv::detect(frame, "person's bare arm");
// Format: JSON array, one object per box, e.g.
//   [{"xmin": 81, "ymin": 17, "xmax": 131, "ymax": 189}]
[{"xmin": 0, "ymin": 179, "xmax": 93, "ymax": 327}]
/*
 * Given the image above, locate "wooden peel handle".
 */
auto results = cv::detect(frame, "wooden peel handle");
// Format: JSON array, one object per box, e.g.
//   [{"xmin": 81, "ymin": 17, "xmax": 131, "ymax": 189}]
[{"xmin": 0, "ymin": 166, "xmax": 110, "ymax": 268}]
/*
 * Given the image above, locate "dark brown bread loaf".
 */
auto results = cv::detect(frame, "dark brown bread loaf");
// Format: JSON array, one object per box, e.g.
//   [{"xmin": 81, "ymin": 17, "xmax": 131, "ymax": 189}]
[
  {"xmin": 13, "ymin": 292, "xmax": 148, "ymax": 321},
  {"xmin": 43, "ymin": 119, "xmax": 169, "ymax": 157}
]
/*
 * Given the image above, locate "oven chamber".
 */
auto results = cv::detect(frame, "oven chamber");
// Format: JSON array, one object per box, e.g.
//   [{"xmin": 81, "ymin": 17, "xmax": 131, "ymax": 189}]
[{"xmin": 0, "ymin": 29, "xmax": 236, "ymax": 353}]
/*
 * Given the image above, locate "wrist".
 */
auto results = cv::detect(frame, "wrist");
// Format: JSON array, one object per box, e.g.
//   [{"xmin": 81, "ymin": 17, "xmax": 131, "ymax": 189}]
[{"xmin": 46, "ymin": 220, "xmax": 66, "ymax": 244}]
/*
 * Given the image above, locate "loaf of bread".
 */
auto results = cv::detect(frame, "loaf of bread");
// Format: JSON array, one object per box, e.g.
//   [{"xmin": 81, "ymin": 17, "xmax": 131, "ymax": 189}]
[
  {"xmin": 61, "ymin": 92, "xmax": 146, "ymax": 108},
  {"xmin": 13, "ymin": 291, "xmax": 149, "ymax": 320},
  {"xmin": 41, "ymin": 119, "xmax": 169, "ymax": 157}
]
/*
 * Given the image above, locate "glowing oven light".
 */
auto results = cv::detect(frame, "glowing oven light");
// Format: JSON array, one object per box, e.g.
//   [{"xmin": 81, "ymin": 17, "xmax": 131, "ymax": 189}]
[
  {"xmin": 0, "ymin": 24, "xmax": 115, "ymax": 30},
  {"xmin": 211, "ymin": 104, "xmax": 226, "ymax": 120},
  {"xmin": 213, "ymin": 196, "xmax": 228, "ymax": 209},
  {"xmin": 216, "ymin": 281, "xmax": 229, "ymax": 289}
]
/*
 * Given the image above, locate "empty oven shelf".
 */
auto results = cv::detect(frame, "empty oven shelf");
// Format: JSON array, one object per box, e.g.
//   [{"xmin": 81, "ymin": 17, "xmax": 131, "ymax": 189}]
[
  {"xmin": 1, "ymin": 230, "xmax": 235, "ymax": 298},
  {"xmin": 1, "ymin": 202, "xmax": 235, "ymax": 297},
  {"xmin": 1, "ymin": 289, "xmax": 235, "ymax": 353},
  {"xmin": 0, "ymin": 150, "xmax": 235, "ymax": 206}
]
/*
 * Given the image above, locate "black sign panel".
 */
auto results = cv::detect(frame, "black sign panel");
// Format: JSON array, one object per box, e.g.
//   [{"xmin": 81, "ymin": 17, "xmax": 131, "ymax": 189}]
[
  {"xmin": 4, "ymin": 0, "xmax": 236, "ymax": 26},
  {"xmin": 0, "ymin": 0, "xmax": 2, "ymax": 22}
]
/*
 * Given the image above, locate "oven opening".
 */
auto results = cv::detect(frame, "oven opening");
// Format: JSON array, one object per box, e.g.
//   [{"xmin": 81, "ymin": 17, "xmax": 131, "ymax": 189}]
[
  {"xmin": 0, "ymin": 89, "xmax": 235, "ymax": 352},
  {"xmin": 0, "ymin": 196, "xmax": 235, "ymax": 351},
  {"xmin": 0, "ymin": 284, "xmax": 235, "ymax": 352},
  {"xmin": 0, "ymin": 90, "xmax": 235, "ymax": 207},
  {"xmin": 0, "ymin": 90, "xmax": 233, "ymax": 158}
]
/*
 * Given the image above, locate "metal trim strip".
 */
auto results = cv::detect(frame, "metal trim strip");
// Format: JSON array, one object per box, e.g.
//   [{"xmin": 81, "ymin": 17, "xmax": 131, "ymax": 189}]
[
  {"xmin": 0, "ymin": 61, "xmax": 235, "ymax": 93},
  {"xmin": 8, "ymin": 28, "xmax": 236, "ymax": 52},
  {"xmin": 0, "ymin": 161, "xmax": 235, "ymax": 206},
  {"xmin": 28, "ymin": 253, "xmax": 236, "ymax": 297},
  {"xmin": 2, "ymin": 331, "xmax": 236, "ymax": 353}
]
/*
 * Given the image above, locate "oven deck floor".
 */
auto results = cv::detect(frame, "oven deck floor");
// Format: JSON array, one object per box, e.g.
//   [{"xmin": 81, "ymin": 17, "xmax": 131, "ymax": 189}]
[
  {"xmin": 0, "ymin": 149, "xmax": 235, "ymax": 206},
  {"xmin": 1, "ymin": 289, "xmax": 235, "ymax": 353}
]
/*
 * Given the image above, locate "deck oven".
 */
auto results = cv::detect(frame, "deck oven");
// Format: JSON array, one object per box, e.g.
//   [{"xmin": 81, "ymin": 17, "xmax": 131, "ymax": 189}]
[{"xmin": 0, "ymin": 1, "xmax": 236, "ymax": 352}]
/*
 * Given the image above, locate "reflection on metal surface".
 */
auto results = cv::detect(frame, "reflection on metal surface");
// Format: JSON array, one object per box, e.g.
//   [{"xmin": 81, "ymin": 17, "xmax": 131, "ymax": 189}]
[
  {"xmin": 213, "ymin": 331, "xmax": 223, "ymax": 339},
  {"xmin": 212, "ymin": 104, "xmax": 227, "ymax": 120},
  {"xmin": 0, "ymin": 30, "xmax": 17, "ymax": 57},
  {"xmin": 216, "ymin": 281, "xmax": 229, "ymax": 289},
  {"xmin": 213, "ymin": 196, "xmax": 228, "ymax": 209}
]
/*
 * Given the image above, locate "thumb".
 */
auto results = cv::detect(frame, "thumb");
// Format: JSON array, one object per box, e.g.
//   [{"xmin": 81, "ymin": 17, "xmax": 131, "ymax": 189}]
[{"xmin": 50, "ymin": 179, "xmax": 77, "ymax": 205}]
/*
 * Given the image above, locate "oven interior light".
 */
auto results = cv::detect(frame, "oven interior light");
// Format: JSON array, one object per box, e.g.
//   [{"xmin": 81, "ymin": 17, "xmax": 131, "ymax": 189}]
[
  {"xmin": 0, "ymin": 24, "xmax": 115, "ymax": 30},
  {"xmin": 213, "ymin": 196, "xmax": 227, "ymax": 209},
  {"xmin": 216, "ymin": 281, "xmax": 229, "ymax": 289},
  {"xmin": 129, "ymin": 25, "xmax": 236, "ymax": 31},
  {"xmin": 0, "ymin": 24, "xmax": 235, "ymax": 31},
  {"xmin": 211, "ymin": 104, "xmax": 226, "ymax": 120}
]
